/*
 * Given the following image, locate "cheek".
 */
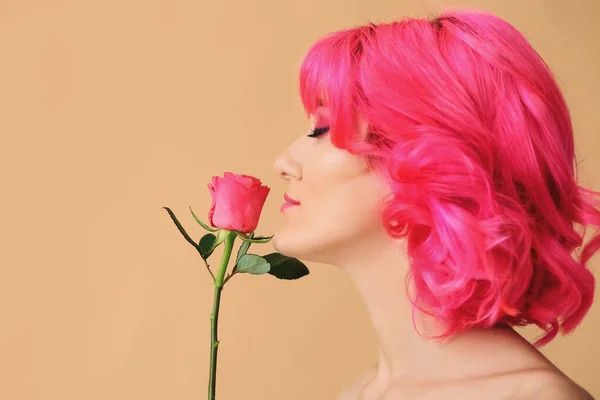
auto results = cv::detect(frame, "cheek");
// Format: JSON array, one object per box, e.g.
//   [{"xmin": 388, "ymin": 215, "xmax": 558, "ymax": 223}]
[
  {"xmin": 304, "ymin": 149, "xmax": 381, "ymax": 210},
  {"xmin": 303, "ymin": 148, "xmax": 368, "ymax": 191},
  {"xmin": 303, "ymin": 161, "xmax": 387, "ymax": 232},
  {"xmin": 300, "ymin": 157, "xmax": 357, "ymax": 222}
]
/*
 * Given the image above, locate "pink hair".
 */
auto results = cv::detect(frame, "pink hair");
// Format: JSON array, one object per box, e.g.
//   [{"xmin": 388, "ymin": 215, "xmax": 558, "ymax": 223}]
[{"xmin": 299, "ymin": 9, "xmax": 599, "ymax": 347}]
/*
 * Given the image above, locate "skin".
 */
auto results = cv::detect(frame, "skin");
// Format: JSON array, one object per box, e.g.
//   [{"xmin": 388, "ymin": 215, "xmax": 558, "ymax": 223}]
[{"xmin": 272, "ymin": 107, "xmax": 594, "ymax": 400}]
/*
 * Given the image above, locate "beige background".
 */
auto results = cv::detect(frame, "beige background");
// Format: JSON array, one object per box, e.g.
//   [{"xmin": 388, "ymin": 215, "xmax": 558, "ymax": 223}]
[{"xmin": 1, "ymin": 0, "xmax": 599, "ymax": 399}]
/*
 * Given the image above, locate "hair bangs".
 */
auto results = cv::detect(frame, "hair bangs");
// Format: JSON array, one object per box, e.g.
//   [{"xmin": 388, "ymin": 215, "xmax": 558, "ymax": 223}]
[{"xmin": 299, "ymin": 28, "xmax": 365, "ymax": 148}]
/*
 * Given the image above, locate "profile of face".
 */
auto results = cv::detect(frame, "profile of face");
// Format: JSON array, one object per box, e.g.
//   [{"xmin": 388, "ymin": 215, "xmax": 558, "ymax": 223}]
[{"xmin": 272, "ymin": 106, "xmax": 393, "ymax": 265}]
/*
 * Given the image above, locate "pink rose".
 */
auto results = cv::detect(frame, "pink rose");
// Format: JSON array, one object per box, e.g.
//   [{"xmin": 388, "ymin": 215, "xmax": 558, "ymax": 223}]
[{"xmin": 207, "ymin": 172, "xmax": 270, "ymax": 233}]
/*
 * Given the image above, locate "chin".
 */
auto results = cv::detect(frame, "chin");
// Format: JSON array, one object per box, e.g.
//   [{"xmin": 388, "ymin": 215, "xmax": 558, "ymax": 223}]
[
  {"xmin": 272, "ymin": 232, "xmax": 305, "ymax": 259},
  {"xmin": 272, "ymin": 231, "xmax": 338, "ymax": 265}
]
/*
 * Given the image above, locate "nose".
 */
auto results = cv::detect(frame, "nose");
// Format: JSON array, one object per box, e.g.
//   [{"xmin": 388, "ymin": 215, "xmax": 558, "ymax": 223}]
[{"xmin": 274, "ymin": 147, "xmax": 302, "ymax": 182}]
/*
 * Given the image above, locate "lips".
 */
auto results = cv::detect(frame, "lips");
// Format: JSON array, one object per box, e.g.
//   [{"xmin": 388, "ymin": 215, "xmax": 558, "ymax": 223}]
[
  {"xmin": 281, "ymin": 193, "xmax": 300, "ymax": 212},
  {"xmin": 284, "ymin": 193, "xmax": 300, "ymax": 205}
]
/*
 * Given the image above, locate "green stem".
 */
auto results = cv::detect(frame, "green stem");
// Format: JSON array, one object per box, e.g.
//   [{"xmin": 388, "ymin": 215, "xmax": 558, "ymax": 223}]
[{"xmin": 208, "ymin": 231, "xmax": 236, "ymax": 400}]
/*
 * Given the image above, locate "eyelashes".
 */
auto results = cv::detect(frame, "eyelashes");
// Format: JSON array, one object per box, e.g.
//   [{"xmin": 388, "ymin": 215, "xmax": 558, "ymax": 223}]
[{"xmin": 307, "ymin": 126, "xmax": 330, "ymax": 138}]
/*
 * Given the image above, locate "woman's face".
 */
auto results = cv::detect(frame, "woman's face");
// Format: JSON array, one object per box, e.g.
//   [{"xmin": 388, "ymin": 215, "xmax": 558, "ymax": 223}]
[{"xmin": 272, "ymin": 107, "xmax": 392, "ymax": 265}]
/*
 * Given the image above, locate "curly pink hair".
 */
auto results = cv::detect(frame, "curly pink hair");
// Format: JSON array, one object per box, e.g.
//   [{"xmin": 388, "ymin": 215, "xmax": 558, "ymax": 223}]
[{"xmin": 299, "ymin": 9, "xmax": 600, "ymax": 347}]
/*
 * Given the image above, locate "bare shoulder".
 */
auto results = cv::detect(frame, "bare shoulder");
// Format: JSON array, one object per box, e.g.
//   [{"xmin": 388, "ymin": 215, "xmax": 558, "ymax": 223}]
[
  {"xmin": 517, "ymin": 369, "xmax": 594, "ymax": 400},
  {"xmin": 379, "ymin": 368, "xmax": 594, "ymax": 400}
]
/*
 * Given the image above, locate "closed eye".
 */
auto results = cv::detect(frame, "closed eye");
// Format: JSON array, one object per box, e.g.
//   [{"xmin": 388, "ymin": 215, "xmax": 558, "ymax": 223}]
[{"xmin": 307, "ymin": 126, "xmax": 330, "ymax": 138}]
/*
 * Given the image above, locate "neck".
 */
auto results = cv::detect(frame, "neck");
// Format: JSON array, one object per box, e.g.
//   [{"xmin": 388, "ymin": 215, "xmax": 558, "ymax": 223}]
[
  {"xmin": 341, "ymin": 237, "xmax": 422, "ymax": 384},
  {"xmin": 338, "ymin": 234, "xmax": 523, "ymax": 389}
]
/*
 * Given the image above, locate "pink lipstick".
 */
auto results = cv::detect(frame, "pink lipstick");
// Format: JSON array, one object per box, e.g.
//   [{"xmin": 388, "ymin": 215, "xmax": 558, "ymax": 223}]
[{"xmin": 281, "ymin": 193, "xmax": 300, "ymax": 212}]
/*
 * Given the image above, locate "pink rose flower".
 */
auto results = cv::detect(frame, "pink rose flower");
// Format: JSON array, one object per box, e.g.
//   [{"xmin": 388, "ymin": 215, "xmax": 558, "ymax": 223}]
[{"xmin": 207, "ymin": 172, "xmax": 270, "ymax": 233}]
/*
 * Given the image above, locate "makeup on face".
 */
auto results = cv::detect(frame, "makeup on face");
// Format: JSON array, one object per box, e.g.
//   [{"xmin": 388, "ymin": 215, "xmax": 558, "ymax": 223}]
[
  {"xmin": 280, "ymin": 192, "xmax": 301, "ymax": 212},
  {"xmin": 307, "ymin": 126, "xmax": 330, "ymax": 137},
  {"xmin": 307, "ymin": 108, "xmax": 331, "ymax": 138}
]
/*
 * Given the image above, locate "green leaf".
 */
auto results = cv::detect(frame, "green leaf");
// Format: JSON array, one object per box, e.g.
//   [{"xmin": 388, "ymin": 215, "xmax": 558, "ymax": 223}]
[
  {"xmin": 236, "ymin": 233, "xmax": 273, "ymax": 244},
  {"xmin": 264, "ymin": 253, "xmax": 310, "ymax": 280},
  {"xmin": 235, "ymin": 254, "xmax": 270, "ymax": 275},
  {"xmin": 162, "ymin": 207, "xmax": 199, "ymax": 251},
  {"xmin": 189, "ymin": 206, "xmax": 218, "ymax": 232},
  {"xmin": 248, "ymin": 235, "xmax": 274, "ymax": 243},
  {"xmin": 199, "ymin": 233, "xmax": 216, "ymax": 259},
  {"xmin": 236, "ymin": 232, "xmax": 254, "ymax": 263}
]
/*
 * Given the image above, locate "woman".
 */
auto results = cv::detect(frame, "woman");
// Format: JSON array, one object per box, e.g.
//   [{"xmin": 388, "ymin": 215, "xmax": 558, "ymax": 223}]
[{"xmin": 272, "ymin": 8, "xmax": 598, "ymax": 400}]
